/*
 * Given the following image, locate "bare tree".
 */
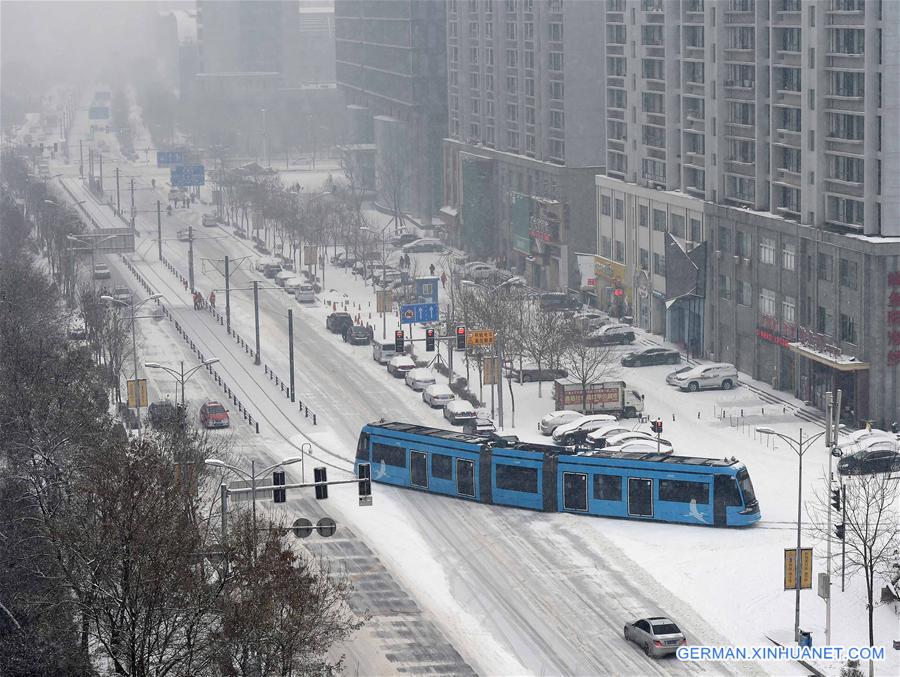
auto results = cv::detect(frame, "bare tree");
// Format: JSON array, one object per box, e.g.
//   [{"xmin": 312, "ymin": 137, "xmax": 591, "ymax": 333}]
[
  {"xmin": 560, "ymin": 325, "xmax": 620, "ymax": 413},
  {"xmin": 520, "ymin": 308, "xmax": 572, "ymax": 398},
  {"xmin": 808, "ymin": 473, "xmax": 900, "ymax": 676},
  {"xmin": 377, "ymin": 138, "xmax": 411, "ymax": 235}
]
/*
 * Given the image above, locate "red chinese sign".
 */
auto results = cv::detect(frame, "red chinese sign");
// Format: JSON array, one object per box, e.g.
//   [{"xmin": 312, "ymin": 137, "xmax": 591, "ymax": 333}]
[
  {"xmin": 757, "ymin": 328, "xmax": 791, "ymax": 348},
  {"xmin": 889, "ymin": 273, "xmax": 900, "ymax": 367}
]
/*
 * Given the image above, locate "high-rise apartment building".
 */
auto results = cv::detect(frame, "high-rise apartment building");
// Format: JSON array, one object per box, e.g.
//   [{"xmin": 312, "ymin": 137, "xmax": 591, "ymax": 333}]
[
  {"xmin": 335, "ymin": 0, "xmax": 447, "ymax": 223},
  {"xmin": 440, "ymin": 0, "xmax": 605, "ymax": 291},
  {"xmin": 595, "ymin": 0, "xmax": 900, "ymax": 426}
]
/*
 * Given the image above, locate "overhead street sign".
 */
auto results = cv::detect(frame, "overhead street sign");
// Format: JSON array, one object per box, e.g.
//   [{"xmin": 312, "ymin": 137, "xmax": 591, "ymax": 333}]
[
  {"xmin": 467, "ymin": 329, "xmax": 496, "ymax": 347},
  {"xmin": 400, "ymin": 302, "xmax": 439, "ymax": 325},
  {"xmin": 171, "ymin": 164, "xmax": 205, "ymax": 187},
  {"xmin": 88, "ymin": 106, "xmax": 110, "ymax": 120},
  {"xmin": 157, "ymin": 150, "xmax": 186, "ymax": 167}
]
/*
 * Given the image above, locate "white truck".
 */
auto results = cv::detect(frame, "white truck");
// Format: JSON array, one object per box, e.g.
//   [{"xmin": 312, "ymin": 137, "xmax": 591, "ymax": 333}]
[{"xmin": 552, "ymin": 379, "xmax": 644, "ymax": 418}]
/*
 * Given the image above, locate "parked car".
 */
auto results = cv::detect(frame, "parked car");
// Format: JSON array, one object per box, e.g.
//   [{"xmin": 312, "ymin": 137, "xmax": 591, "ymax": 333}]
[
  {"xmin": 112, "ymin": 285, "xmax": 132, "ymax": 304},
  {"xmin": 261, "ymin": 262, "xmax": 281, "ymax": 278},
  {"xmin": 552, "ymin": 414, "xmax": 619, "ymax": 445},
  {"xmin": 372, "ymin": 340, "xmax": 397, "ymax": 364},
  {"xmin": 295, "ymin": 283, "xmax": 316, "ymax": 303},
  {"xmin": 283, "ymin": 277, "xmax": 304, "ymax": 295},
  {"xmin": 538, "ymin": 410, "xmax": 583, "ymax": 436},
  {"xmin": 509, "ymin": 366, "xmax": 568, "ymax": 383},
  {"xmin": 274, "ymin": 270, "xmax": 295, "ymax": 288},
  {"xmin": 621, "ymin": 347, "xmax": 681, "ymax": 367},
  {"xmin": 372, "ymin": 269, "xmax": 405, "ymax": 287},
  {"xmin": 574, "ymin": 311, "xmax": 612, "ymax": 332},
  {"xmin": 837, "ymin": 444, "xmax": 900, "ymax": 476},
  {"xmin": 602, "ymin": 431, "xmax": 671, "ymax": 449},
  {"xmin": 671, "ymin": 363, "xmax": 739, "ymax": 392},
  {"xmin": 199, "ymin": 401, "xmax": 230, "ymax": 429},
  {"xmin": 463, "ymin": 262, "xmax": 495, "ymax": 281},
  {"xmin": 463, "ymin": 417, "xmax": 496, "ymax": 435},
  {"xmin": 624, "ymin": 617, "xmax": 686, "ymax": 657},
  {"xmin": 422, "ymin": 383, "xmax": 455, "ymax": 408},
  {"xmin": 585, "ymin": 423, "xmax": 647, "ymax": 448},
  {"xmin": 93, "ymin": 263, "xmax": 111, "ymax": 279},
  {"xmin": 405, "ymin": 367, "xmax": 437, "ymax": 391},
  {"xmin": 387, "ymin": 355, "xmax": 416, "ymax": 378},
  {"xmin": 390, "ymin": 232, "xmax": 420, "ymax": 248},
  {"xmin": 443, "ymin": 400, "xmax": 477, "ymax": 425},
  {"xmin": 605, "ymin": 440, "xmax": 674, "ymax": 455},
  {"xmin": 326, "ymin": 312, "xmax": 354, "ymax": 334},
  {"xmin": 584, "ymin": 324, "xmax": 635, "ymax": 346},
  {"xmin": 665, "ymin": 366, "xmax": 694, "ymax": 386},
  {"xmin": 402, "ymin": 238, "xmax": 444, "ymax": 253},
  {"xmin": 202, "ymin": 213, "xmax": 219, "ymax": 227},
  {"xmin": 539, "ymin": 292, "xmax": 581, "ymax": 312},
  {"xmin": 343, "ymin": 325, "xmax": 372, "ymax": 345}
]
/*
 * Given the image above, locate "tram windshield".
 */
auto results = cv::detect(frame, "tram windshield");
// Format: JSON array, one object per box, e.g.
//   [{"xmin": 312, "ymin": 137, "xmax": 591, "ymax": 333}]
[{"xmin": 737, "ymin": 469, "xmax": 757, "ymax": 506}]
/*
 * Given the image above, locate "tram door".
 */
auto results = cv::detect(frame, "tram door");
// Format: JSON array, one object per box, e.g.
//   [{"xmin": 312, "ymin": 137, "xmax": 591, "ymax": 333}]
[
  {"xmin": 713, "ymin": 476, "xmax": 729, "ymax": 527},
  {"xmin": 563, "ymin": 472, "xmax": 587, "ymax": 511},
  {"xmin": 627, "ymin": 478, "xmax": 653, "ymax": 517},
  {"xmin": 456, "ymin": 459, "xmax": 475, "ymax": 497},
  {"xmin": 410, "ymin": 451, "xmax": 427, "ymax": 489}
]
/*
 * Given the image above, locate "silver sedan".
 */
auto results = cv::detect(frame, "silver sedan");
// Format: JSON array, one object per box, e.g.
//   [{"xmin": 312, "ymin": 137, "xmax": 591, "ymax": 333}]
[{"xmin": 624, "ymin": 616, "xmax": 686, "ymax": 658}]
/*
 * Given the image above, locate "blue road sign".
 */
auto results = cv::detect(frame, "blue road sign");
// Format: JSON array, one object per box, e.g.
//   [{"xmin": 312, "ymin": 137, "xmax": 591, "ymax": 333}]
[
  {"xmin": 157, "ymin": 150, "xmax": 186, "ymax": 167},
  {"xmin": 88, "ymin": 106, "xmax": 110, "ymax": 120},
  {"xmin": 400, "ymin": 303, "xmax": 439, "ymax": 325},
  {"xmin": 171, "ymin": 165, "xmax": 205, "ymax": 187}
]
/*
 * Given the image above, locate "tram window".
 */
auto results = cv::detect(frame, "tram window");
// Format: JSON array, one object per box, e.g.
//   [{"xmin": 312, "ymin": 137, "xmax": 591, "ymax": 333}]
[
  {"xmin": 495, "ymin": 464, "xmax": 538, "ymax": 493},
  {"xmin": 432, "ymin": 453, "xmax": 453, "ymax": 479},
  {"xmin": 736, "ymin": 470, "xmax": 757, "ymax": 505},
  {"xmin": 719, "ymin": 477, "xmax": 743, "ymax": 506},
  {"xmin": 372, "ymin": 442, "xmax": 406, "ymax": 468},
  {"xmin": 356, "ymin": 432, "xmax": 370, "ymax": 459},
  {"xmin": 659, "ymin": 479, "xmax": 709, "ymax": 505},
  {"xmin": 593, "ymin": 474, "xmax": 622, "ymax": 501}
]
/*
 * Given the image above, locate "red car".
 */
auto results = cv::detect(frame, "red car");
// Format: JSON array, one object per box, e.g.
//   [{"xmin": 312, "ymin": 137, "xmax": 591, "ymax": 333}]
[{"xmin": 199, "ymin": 401, "xmax": 230, "ymax": 429}]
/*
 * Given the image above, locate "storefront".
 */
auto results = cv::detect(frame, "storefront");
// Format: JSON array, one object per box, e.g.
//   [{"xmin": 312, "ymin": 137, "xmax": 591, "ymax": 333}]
[
  {"xmin": 509, "ymin": 192, "xmax": 568, "ymax": 291},
  {"xmin": 790, "ymin": 338, "xmax": 869, "ymax": 426},
  {"xmin": 592, "ymin": 255, "xmax": 630, "ymax": 318}
]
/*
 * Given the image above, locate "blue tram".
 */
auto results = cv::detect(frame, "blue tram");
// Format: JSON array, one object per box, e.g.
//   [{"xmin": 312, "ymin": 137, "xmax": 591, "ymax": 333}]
[{"xmin": 356, "ymin": 421, "xmax": 761, "ymax": 527}]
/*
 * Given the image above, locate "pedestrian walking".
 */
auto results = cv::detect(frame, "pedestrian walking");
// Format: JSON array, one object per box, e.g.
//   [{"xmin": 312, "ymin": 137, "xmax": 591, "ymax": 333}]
[
  {"xmin": 441, "ymin": 272, "xmax": 447, "ymax": 289},
  {"xmin": 429, "ymin": 263, "xmax": 436, "ymax": 276},
  {"xmin": 209, "ymin": 290, "xmax": 216, "ymax": 309}
]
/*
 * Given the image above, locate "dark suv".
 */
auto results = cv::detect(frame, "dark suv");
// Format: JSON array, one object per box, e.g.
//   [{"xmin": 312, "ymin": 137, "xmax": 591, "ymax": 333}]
[
  {"xmin": 326, "ymin": 312, "xmax": 354, "ymax": 335},
  {"xmin": 539, "ymin": 292, "xmax": 581, "ymax": 312},
  {"xmin": 344, "ymin": 325, "xmax": 373, "ymax": 345},
  {"xmin": 508, "ymin": 367, "xmax": 568, "ymax": 383}
]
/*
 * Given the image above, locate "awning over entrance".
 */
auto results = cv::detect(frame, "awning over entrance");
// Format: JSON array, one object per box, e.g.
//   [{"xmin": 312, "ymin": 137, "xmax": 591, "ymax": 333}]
[{"xmin": 788, "ymin": 343, "xmax": 869, "ymax": 371}]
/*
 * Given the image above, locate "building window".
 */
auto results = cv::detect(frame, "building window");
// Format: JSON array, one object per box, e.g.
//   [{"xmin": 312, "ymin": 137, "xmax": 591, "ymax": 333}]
[
  {"xmin": 614, "ymin": 240, "xmax": 625, "ymax": 263},
  {"xmin": 780, "ymin": 27, "xmax": 801, "ymax": 52},
  {"xmin": 506, "ymin": 49, "xmax": 517, "ymax": 67},
  {"xmin": 759, "ymin": 237, "xmax": 776, "ymax": 265},
  {"xmin": 828, "ymin": 196, "xmax": 864, "ymax": 226},
  {"xmin": 549, "ymin": 52, "xmax": 563, "ymax": 71},
  {"xmin": 737, "ymin": 280, "xmax": 752, "ymax": 306},
  {"xmin": 839, "ymin": 259, "xmax": 858, "ymax": 289},
  {"xmin": 506, "ymin": 75, "xmax": 517, "ymax": 93},
  {"xmin": 507, "ymin": 103, "xmax": 518, "ymax": 121},
  {"xmin": 782, "ymin": 242, "xmax": 796, "ymax": 271},
  {"xmin": 684, "ymin": 25, "xmax": 704, "ymax": 48},
  {"xmin": 670, "ymin": 213, "xmax": 685, "ymax": 238},
  {"xmin": 525, "ymin": 106, "xmax": 535, "ymax": 124},
  {"xmin": 729, "ymin": 102, "xmax": 755, "ymax": 126},
  {"xmin": 817, "ymin": 253, "xmax": 833, "ymax": 281},
  {"xmin": 506, "ymin": 131, "xmax": 519, "ymax": 150},
  {"xmin": 601, "ymin": 235, "xmax": 612, "ymax": 258},
  {"xmin": 608, "ymin": 56, "xmax": 626, "ymax": 77},
  {"xmin": 829, "ymin": 155, "xmax": 864, "ymax": 184},
  {"xmin": 779, "ymin": 107, "xmax": 802, "ymax": 132},
  {"xmin": 684, "ymin": 61, "xmax": 705, "ymax": 84},
  {"xmin": 485, "ymin": 126, "xmax": 495, "ymax": 145},
  {"xmin": 469, "ymin": 21, "xmax": 478, "ymax": 37},
  {"xmin": 549, "ymin": 22, "xmax": 563, "ymax": 41},
  {"xmin": 486, "ymin": 100, "xmax": 494, "ymax": 117},
  {"xmin": 469, "ymin": 122, "xmax": 480, "ymax": 138},
  {"xmin": 601, "ymin": 195, "xmax": 611, "ymax": 216},
  {"xmin": 641, "ymin": 158, "xmax": 665, "ymax": 181},
  {"xmin": 607, "ymin": 24, "xmax": 626, "ymax": 45},
  {"xmin": 485, "ymin": 73, "xmax": 494, "ymax": 90},
  {"xmin": 524, "ymin": 22, "xmax": 533, "ymax": 40},
  {"xmin": 735, "ymin": 231, "xmax": 751, "ymax": 259},
  {"xmin": 817, "ymin": 306, "xmax": 834, "ymax": 336},
  {"xmin": 719, "ymin": 274, "xmax": 732, "ymax": 300},
  {"xmin": 525, "ymin": 78, "xmax": 535, "ymax": 96},
  {"xmin": 831, "ymin": 28, "xmax": 865, "ymax": 55},
  {"xmin": 783, "ymin": 295, "xmax": 796, "ymax": 325},
  {"xmin": 642, "ymin": 25, "xmax": 663, "ymax": 46},
  {"xmin": 506, "ymin": 22, "xmax": 516, "ymax": 40},
  {"xmin": 759, "ymin": 288, "xmax": 777, "ymax": 317},
  {"xmin": 643, "ymin": 92, "xmax": 665, "ymax": 114},
  {"xmin": 524, "ymin": 51, "xmax": 534, "ymax": 69},
  {"xmin": 639, "ymin": 205, "xmax": 649, "ymax": 228},
  {"xmin": 652, "ymin": 209, "xmax": 666, "ymax": 232},
  {"xmin": 840, "ymin": 313, "xmax": 857, "ymax": 344},
  {"xmin": 639, "ymin": 249, "xmax": 650, "ymax": 271},
  {"xmin": 828, "ymin": 113, "xmax": 864, "ymax": 140},
  {"xmin": 653, "ymin": 253, "xmax": 666, "ymax": 275},
  {"xmin": 485, "ymin": 22, "xmax": 493, "ymax": 38},
  {"xmin": 777, "ymin": 66, "xmax": 801, "ymax": 92},
  {"xmin": 549, "ymin": 139, "xmax": 564, "ymax": 160},
  {"xmin": 608, "ymin": 88, "xmax": 626, "ymax": 109},
  {"xmin": 471, "ymin": 99, "xmax": 480, "ymax": 114},
  {"xmin": 642, "ymin": 58, "xmax": 664, "ymax": 80},
  {"xmin": 470, "ymin": 72, "xmax": 479, "ymax": 88},
  {"xmin": 614, "ymin": 199, "xmax": 624, "ymax": 221},
  {"xmin": 831, "ymin": 71, "xmax": 864, "ymax": 98},
  {"xmin": 525, "ymin": 133, "xmax": 535, "ymax": 154},
  {"xmin": 550, "ymin": 81, "xmax": 564, "ymax": 99},
  {"xmin": 449, "ymin": 70, "xmax": 458, "ymax": 86},
  {"xmin": 550, "ymin": 109, "xmax": 564, "ymax": 129},
  {"xmin": 718, "ymin": 226, "xmax": 731, "ymax": 253}
]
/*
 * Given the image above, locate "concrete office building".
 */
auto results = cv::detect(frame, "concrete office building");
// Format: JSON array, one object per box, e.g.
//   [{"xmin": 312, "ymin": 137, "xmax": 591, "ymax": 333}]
[
  {"xmin": 440, "ymin": 0, "xmax": 606, "ymax": 291},
  {"xmin": 596, "ymin": 0, "xmax": 900, "ymax": 424},
  {"xmin": 335, "ymin": 0, "xmax": 447, "ymax": 223}
]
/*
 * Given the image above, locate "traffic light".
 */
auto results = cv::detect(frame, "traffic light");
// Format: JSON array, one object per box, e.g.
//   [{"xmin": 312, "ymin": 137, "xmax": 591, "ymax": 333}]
[
  {"xmin": 456, "ymin": 326, "xmax": 467, "ymax": 350},
  {"xmin": 358, "ymin": 463, "xmax": 372, "ymax": 498},
  {"xmin": 835, "ymin": 523, "xmax": 845, "ymax": 542},
  {"xmin": 830, "ymin": 486, "xmax": 842, "ymax": 512},
  {"xmin": 425, "ymin": 328, "xmax": 435, "ymax": 352},
  {"xmin": 651, "ymin": 418, "xmax": 663, "ymax": 434},
  {"xmin": 394, "ymin": 330, "xmax": 404, "ymax": 353},
  {"xmin": 314, "ymin": 466, "xmax": 328, "ymax": 500},
  {"xmin": 273, "ymin": 470, "xmax": 286, "ymax": 503}
]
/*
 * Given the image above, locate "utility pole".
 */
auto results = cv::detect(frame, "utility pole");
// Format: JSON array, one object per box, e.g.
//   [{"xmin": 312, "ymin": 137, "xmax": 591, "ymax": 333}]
[
  {"xmin": 79, "ymin": 139, "xmax": 83, "ymax": 178},
  {"xmin": 825, "ymin": 389, "xmax": 842, "ymax": 645},
  {"xmin": 130, "ymin": 178, "xmax": 135, "ymax": 228},
  {"xmin": 253, "ymin": 280, "xmax": 261, "ymax": 365},
  {"xmin": 225, "ymin": 255, "xmax": 231, "ymax": 334},
  {"xmin": 188, "ymin": 225, "xmax": 195, "ymax": 292},
  {"xmin": 115, "ymin": 167, "xmax": 121, "ymax": 214},
  {"xmin": 99, "ymin": 154, "xmax": 103, "ymax": 192},
  {"xmin": 288, "ymin": 308, "xmax": 295, "ymax": 402},
  {"xmin": 156, "ymin": 201, "xmax": 163, "ymax": 260},
  {"xmin": 497, "ymin": 337, "xmax": 504, "ymax": 429}
]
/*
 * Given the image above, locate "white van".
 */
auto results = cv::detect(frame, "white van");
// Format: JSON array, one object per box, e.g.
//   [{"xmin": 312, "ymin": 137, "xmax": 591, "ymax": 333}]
[
  {"xmin": 444, "ymin": 400, "xmax": 477, "ymax": 425},
  {"xmin": 274, "ymin": 270, "xmax": 295, "ymax": 288},
  {"xmin": 295, "ymin": 283, "xmax": 316, "ymax": 303},
  {"xmin": 372, "ymin": 340, "xmax": 396, "ymax": 364},
  {"xmin": 671, "ymin": 363, "xmax": 739, "ymax": 392}
]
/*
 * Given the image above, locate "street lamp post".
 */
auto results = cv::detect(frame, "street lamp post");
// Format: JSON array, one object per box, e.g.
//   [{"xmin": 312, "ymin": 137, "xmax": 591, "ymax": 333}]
[
  {"xmin": 145, "ymin": 357, "xmax": 220, "ymax": 406},
  {"xmin": 757, "ymin": 426, "xmax": 826, "ymax": 644},
  {"xmin": 361, "ymin": 223, "xmax": 391, "ymax": 340},
  {"xmin": 204, "ymin": 456, "xmax": 303, "ymax": 547},
  {"xmin": 102, "ymin": 293, "xmax": 162, "ymax": 435}
]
